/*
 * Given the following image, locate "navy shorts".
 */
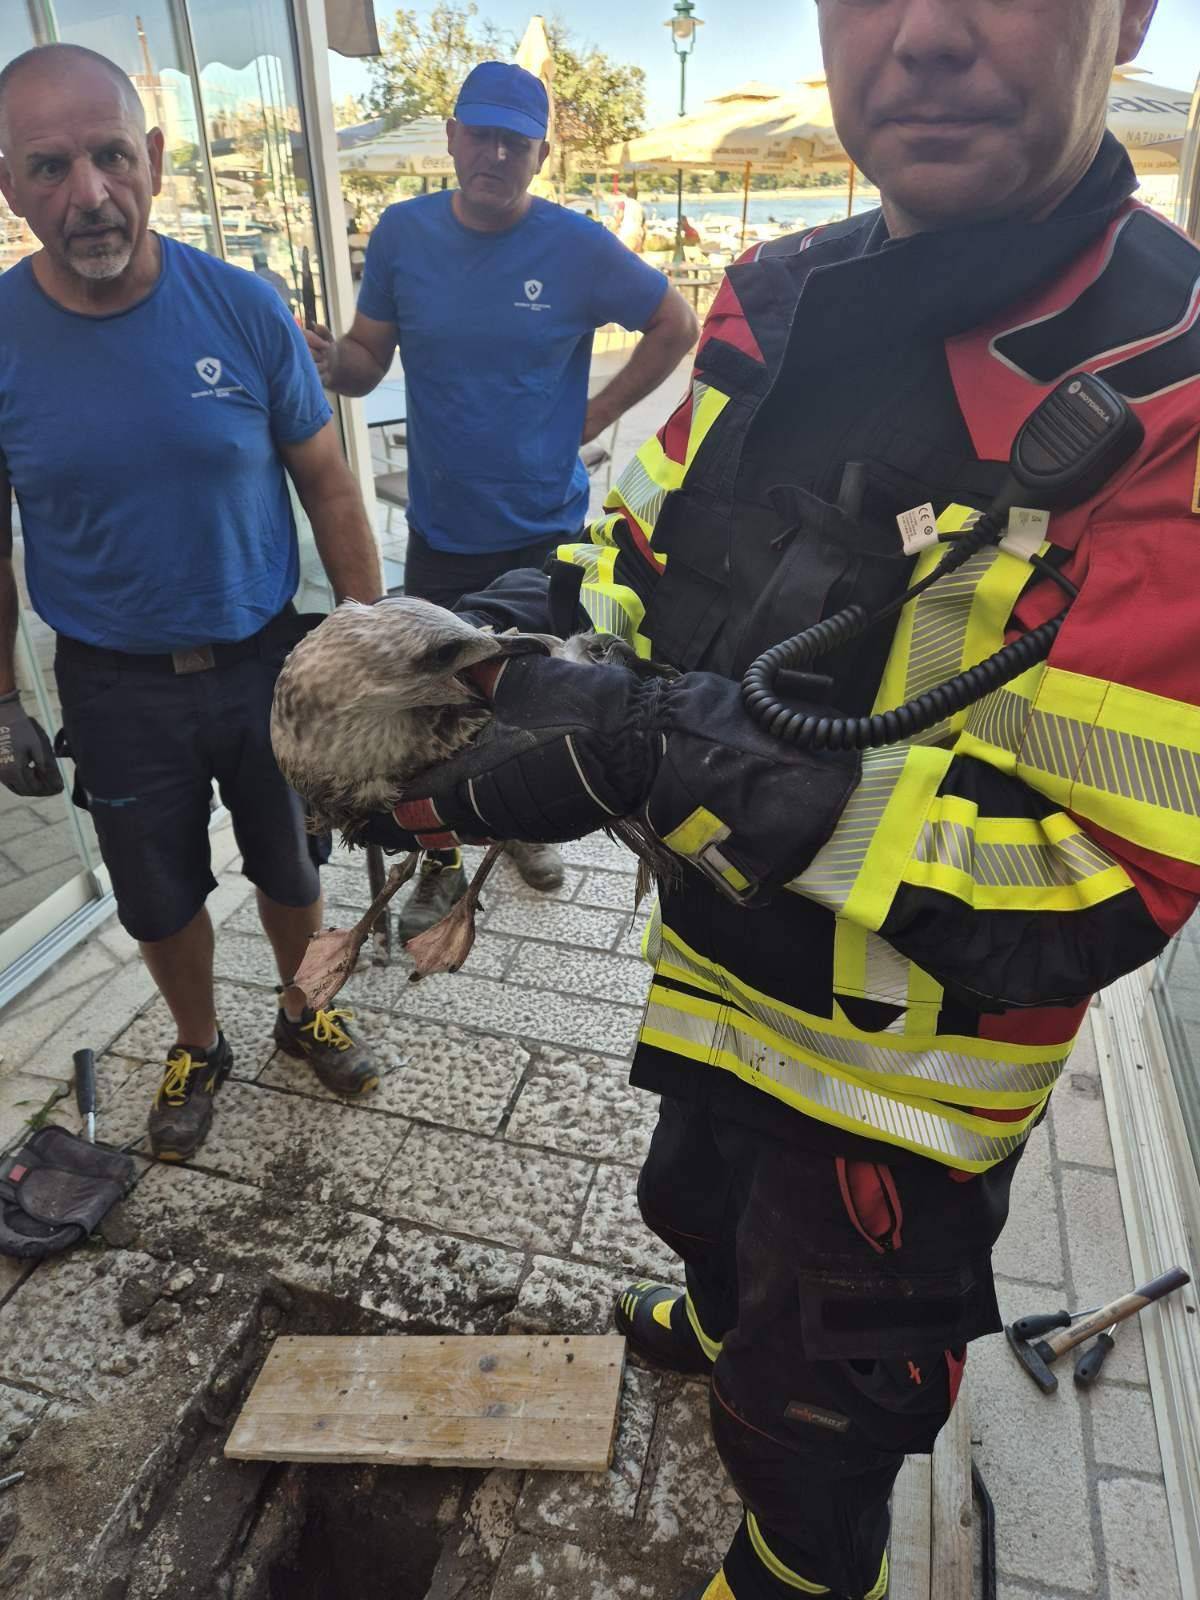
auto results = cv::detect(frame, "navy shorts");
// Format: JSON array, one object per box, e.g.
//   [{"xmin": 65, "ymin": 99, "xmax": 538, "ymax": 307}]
[{"xmin": 54, "ymin": 616, "xmax": 325, "ymax": 943}]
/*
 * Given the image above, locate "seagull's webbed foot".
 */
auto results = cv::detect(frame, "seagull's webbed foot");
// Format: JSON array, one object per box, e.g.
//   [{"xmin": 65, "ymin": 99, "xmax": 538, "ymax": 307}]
[{"xmin": 404, "ymin": 841, "xmax": 507, "ymax": 979}]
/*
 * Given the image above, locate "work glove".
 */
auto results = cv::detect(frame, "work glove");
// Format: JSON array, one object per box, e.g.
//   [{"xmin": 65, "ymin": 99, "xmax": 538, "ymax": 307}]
[
  {"xmin": 0, "ymin": 690, "xmax": 63, "ymax": 799},
  {"xmin": 365, "ymin": 654, "xmax": 860, "ymax": 903}
]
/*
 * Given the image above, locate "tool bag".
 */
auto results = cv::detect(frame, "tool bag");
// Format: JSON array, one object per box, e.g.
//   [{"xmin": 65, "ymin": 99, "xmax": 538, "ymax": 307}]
[{"xmin": 0, "ymin": 1127, "xmax": 133, "ymax": 1259}]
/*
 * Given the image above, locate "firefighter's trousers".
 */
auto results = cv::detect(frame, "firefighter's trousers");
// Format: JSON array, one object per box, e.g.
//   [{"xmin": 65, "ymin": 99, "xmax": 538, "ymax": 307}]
[{"xmin": 637, "ymin": 1097, "xmax": 1023, "ymax": 1599}]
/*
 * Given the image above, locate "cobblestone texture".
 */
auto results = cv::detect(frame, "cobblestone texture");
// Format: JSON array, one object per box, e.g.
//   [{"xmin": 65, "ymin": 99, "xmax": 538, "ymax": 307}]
[{"xmin": 506, "ymin": 1050, "xmax": 658, "ymax": 1165}]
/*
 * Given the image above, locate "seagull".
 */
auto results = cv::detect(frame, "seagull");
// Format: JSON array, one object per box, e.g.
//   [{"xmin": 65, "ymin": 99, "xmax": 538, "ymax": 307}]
[
  {"xmin": 271, "ymin": 596, "xmax": 674, "ymax": 991},
  {"xmin": 271, "ymin": 595, "xmax": 670, "ymax": 839}
]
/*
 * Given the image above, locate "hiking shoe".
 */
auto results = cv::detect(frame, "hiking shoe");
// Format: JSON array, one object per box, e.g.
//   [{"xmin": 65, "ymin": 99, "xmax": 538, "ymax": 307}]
[
  {"xmin": 273, "ymin": 1006, "xmax": 379, "ymax": 1097},
  {"xmin": 397, "ymin": 856, "xmax": 467, "ymax": 939},
  {"xmin": 147, "ymin": 1034, "xmax": 233, "ymax": 1163},
  {"xmin": 506, "ymin": 840, "xmax": 565, "ymax": 893},
  {"xmin": 614, "ymin": 1281, "xmax": 717, "ymax": 1374}
]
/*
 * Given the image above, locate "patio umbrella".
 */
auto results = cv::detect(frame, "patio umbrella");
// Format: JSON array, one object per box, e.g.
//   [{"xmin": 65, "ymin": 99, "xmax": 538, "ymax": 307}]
[
  {"xmin": 1107, "ymin": 69, "xmax": 1193, "ymax": 173},
  {"xmin": 336, "ymin": 118, "xmax": 456, "ymax": 178},
  {"xmin": 515, "ymin": 15, "xmax": 557, "ymax": 197}
]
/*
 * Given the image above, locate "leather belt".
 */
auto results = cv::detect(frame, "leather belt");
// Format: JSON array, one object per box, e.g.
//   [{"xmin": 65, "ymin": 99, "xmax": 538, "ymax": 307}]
[{"xmin": 56, "ymin": 604, "xmax": 296, "ymax": 676}]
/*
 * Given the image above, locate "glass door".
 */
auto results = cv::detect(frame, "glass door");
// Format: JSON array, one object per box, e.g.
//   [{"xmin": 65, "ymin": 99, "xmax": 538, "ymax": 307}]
[{"xmin": 0, "ymin": 0, "xmax": 346, "ymax": 996}]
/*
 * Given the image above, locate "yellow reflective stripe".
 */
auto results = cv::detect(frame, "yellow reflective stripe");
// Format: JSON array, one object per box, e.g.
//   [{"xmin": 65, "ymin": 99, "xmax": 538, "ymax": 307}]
[
  {"xmin": 903, "ymin": 796, "xmax": 1131, "ymax": 911},
  {"xmin": 700, "ymin": 1573, "xmax": 737, "ymax": 1600},
  {"xmin": 865, "ymin": 1551, "xmax": 889, "ymax": 1600},
  {"xmin": 640, "ymin": 898, "xmax": 663, "ymax": 967},
  {"xmin": 873, "ymin": 504, "xmax": 1041, "ymax": 749},
  {"xmin": 640, "ymin": 987, "xmax": 1046, "ymax": 1171},
  {"xmin": 747, "ymin": 1512, "xmax": 830, "ymax": 1593},
  {"xmin": 653, "ymin": 926, "xmax": 1066, "ymax": 1094},
  {"xmin": 684, "ymin": 1291, "xmax": 723, "ymax": 1361},
  {"xmin": 963, "ymin": 665, "xmax": 1200, "ymax": 865},
  {"xmin": 905, "ymin": 958, "xmax": 944, "ymax": 1033},
  {"xmin": 795, "ymin": 745, "xmax": 951, "ymax": 928},
  {"xmin": 663, "ymin": 805, "xmax": 729, "ymax": 858},
  {"xmin": 685, "ymin": 380, "xmax": 730, "ymax": 468},
  {"xmin": 650, "ymin": 1296, "xmax": 675, "ymax": 1331},
  {"xmin": 832, "ymin": 918, "xmax": 869, "ymax": 1000},
  {"xmin": 556, "ymin": 537, "xmax": 648, "ymax": 648}
]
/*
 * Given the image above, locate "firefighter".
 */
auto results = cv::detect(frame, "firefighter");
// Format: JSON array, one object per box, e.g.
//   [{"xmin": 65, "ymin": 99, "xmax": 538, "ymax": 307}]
[{"xmin": 368, "ymin": 1, "xmax": 1193, "ymax": 1596}]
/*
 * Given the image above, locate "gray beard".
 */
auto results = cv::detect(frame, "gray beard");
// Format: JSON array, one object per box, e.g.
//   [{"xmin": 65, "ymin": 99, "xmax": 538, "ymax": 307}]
[{"xmin": 68, "ymin": 238, "xmax": 133, "ymax": 281}]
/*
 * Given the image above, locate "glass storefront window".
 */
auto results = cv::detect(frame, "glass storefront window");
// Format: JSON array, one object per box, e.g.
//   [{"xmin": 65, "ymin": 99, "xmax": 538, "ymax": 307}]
[
  {"xmin": 0, "ymin": 0, "xmax": 344, "ymax": 979},
  {"xmin": 1152, "ymin": 929, "xmax": 1200, "ymax": 1175}
]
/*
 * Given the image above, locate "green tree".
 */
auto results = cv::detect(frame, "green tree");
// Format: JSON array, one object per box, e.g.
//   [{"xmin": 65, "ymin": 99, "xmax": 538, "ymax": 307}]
[
  {"xmin": 544, "ymin": 24, "xmax": 646, "ymax": 195},
  {"xmin": 367, "ymin": 3, "xmax": 509, "ymax": 124}
]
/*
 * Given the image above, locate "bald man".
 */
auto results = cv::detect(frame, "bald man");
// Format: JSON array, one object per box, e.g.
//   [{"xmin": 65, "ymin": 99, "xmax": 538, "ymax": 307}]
[{"xmin": 0, "ymin": 44, "xmax": 383, "ymax": 1162}]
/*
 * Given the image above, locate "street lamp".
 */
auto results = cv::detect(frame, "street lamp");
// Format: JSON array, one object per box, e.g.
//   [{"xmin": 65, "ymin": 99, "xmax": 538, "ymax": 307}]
[{"xmin": 665, "ymin": 0, "xmax": 702, "ymax": 264}]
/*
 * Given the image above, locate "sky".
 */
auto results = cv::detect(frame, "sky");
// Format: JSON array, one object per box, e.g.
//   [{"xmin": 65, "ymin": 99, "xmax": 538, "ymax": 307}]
[{"xmin": 329, "ymin": 3, "xmax": 1200, "ymax": 128}]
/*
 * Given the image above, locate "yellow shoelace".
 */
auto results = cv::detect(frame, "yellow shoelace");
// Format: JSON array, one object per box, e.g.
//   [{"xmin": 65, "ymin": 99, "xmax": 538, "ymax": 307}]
[
  {"xmin": 157, "ymin": 1050, "xmax": 199, "ymax": 1107},
  {"xmin": 303, "ymin": 1008, "xmax": 355, "ymax": 1051}
]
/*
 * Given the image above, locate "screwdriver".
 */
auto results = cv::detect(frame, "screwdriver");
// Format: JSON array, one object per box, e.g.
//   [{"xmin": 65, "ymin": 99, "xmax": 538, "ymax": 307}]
[{"xmin": 1074, "ymin": 1325, "xmax": 1117, "ymax": 1387}]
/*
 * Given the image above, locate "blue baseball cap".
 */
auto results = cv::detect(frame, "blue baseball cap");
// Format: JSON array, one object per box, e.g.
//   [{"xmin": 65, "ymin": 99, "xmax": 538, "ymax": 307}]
[{"xmin": 454, "ymin": 62, "xmax": 549, "ymax": 141}]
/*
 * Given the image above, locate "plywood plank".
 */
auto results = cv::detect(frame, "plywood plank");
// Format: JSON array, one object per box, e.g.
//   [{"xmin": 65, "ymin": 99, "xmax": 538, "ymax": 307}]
[
  {"xmin": 930, "ymin": 1385, "xmax": 973, "ymax": 1600},
  {"xmin": 889, "ymin": 1453, "xmax": 933, "ymax": 1600},
  {"xmin": 225, "ymin": 1334, "xmax": 626, "ymax": 1472}
]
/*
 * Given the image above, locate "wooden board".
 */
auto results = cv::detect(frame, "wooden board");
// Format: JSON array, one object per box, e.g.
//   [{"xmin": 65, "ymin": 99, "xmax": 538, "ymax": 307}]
[
  {"xmin": 890, "ymin": 1383, "xmax": 973, "ymax": 1600},
  {"xmin": 224, "ymin": 1334, "xmax": 626, "ymax": 1472}
]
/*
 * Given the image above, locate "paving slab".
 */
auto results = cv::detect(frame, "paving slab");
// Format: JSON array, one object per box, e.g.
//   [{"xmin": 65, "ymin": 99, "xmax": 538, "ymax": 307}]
[
  {"xmin": 507, "ymin": 943, "xmax": 652, "ymax": 1009},
  {"xmin": 375, "ymin": 1125, "xmax": 592, "ymax": 1253},
  {"xmin": 0, "ymin": 1380, "xmax": 47, "ymax": 1440},
  {"xmin": 81, "ymin": 1065, "xmax": 412, "ymax": 1209},
  {"xmin": 573, "ymin": 1163, "xmax": 680, "ymax": 1281},
  {"xmin": 639, "ymin": 1379, "xmax": 742, "ymax": 1572},
  {"xmin": 0, "ymin": 1249, "xmax": 184, "ymax": 1405},
  {"xmin": 1099, "ymin": 1476, "xmax": 1182, "ymax": 1599},
  {"xmin": 516, "ymin": 1365, "xmax": 660, "ymax": 1536},
  {"xmin": 259, "ymin": 1007, "xmax": 528, "ymax": 1134},
  {"xmin": 356, "ymin": 1223, "xmax": 524, "ymax": 1334},
  {"xmin": 969, "ymin": 1317, "xmax": 1096, "ymax": 1591},
  {"xmin": 991, "ymin": 1124, "xmax": 1064, "ymax": 1287},
  {"xmin": 373, "ymin": 970, "xmax": 642, "ymax": 1057},
  {"xmin": 508, "ymin": 1255, "xmax": 631, "ymax": 1336},
  {"xmin": 118, "ymin": 1163, "xmax": 383, "ymax": 1298},
  {"xmin": 1089, "ymin": 1380, "xmax": 1165, "ymax": 1475},
  {"xmin": 490, "ymin": 1532, "xmax": 675, "ymax": 1600},
  {"xmin": 1058, "ymin": 1165, "xmax": 1149, "ymax": 1385},
  {"xmin": 506, "ymin": 1049, "xmax": 657, "ymax": 1165},
  {"xmin": 44, "ymin": 1049, "xmax": 142, "ymax": 1139},
  {"xmin": 0, "ymin": 1072, "xmax": 67, "ymax": 1151},
  {"xmin": 481, "ymin": 898, "xmax": 628, "ymax": 951},
  {"xmin": 1050, "ymin": 1066, "xmax": 1114, "ymax": 1170},
  {"xmin": 575, "ymin": 869, "xmax": 642, "ymax": 912},
  {"xmin": 558, "ymin": 833, "xmax": 641, "ymax": 873},
  {"xmin": 109, "ymin": 977, "xmax": 281, "ymax": 1079}
]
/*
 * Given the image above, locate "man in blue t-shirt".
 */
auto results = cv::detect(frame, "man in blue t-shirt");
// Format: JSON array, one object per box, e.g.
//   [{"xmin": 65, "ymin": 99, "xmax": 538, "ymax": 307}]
[
  {"xmin": 308, "ymin": 61, "xmax": 698, "ymax": 935},
  {"xmin": 0, "ymin": 44, "xmax": 384, "ymax": 1162}
]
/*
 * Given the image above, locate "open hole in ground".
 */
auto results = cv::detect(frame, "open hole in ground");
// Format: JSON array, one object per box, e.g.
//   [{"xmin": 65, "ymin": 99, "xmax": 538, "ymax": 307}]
[{"xmin": 264, "ymin": 1462, "xmax": 476, "ymax": 1600}]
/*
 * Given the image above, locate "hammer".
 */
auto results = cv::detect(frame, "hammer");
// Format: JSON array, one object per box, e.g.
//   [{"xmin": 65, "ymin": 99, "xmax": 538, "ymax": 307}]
[{"xmin": 1006, "ymin": 1265, "xmax": 1190, "ymax": 1393}]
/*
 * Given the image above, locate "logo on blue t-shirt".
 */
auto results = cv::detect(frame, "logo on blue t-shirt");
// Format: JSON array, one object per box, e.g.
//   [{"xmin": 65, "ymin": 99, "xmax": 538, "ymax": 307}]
[
  {"xmin": 195, "ymin": 356, "xmax": 222, "ymax": 385},
  {"xmin": 191, "ymin": 354, "xmax": 246, "ymax": 400},
  {"xmin": 516, "ymin": 277, "xmax": 550, "ymax": 311}
]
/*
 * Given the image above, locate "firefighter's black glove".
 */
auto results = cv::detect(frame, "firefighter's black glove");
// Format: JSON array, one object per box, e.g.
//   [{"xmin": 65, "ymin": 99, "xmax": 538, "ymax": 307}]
[
  {"xmin": 0, "ymin": 690, "xmax": 63, "ymax": 798},
  {"xmin": 373, "ymin": 655, "xmax": 860, "ymax": 900}
]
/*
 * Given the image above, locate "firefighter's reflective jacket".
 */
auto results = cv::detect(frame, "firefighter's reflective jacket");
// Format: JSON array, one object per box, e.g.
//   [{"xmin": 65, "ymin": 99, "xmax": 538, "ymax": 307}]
[{"xmin": 470, "ymin": 138, "xmax": 1200, "ymax": 1172}]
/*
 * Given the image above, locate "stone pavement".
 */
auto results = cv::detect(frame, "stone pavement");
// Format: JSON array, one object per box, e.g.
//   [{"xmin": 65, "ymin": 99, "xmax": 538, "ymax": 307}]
[{"xmin": 0, "ymin": 815, "xmax": 1183, "ymax": 1598}]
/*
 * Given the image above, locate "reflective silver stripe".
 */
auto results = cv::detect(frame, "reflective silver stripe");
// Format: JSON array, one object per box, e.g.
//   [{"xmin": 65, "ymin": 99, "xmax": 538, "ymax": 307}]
[
  {"xmin": 968, "ymin": 689, "xmax": 1200, "ymax": 817},
  {"xmin": 792, "ymin": 746, "xmax": 909, "ymax": 911},
  {"xmin": 862, "ymin": 930, "xmax": 913, "ymax": 1006},
  {"xmin": 914, "ymin": 818, "xmax": 1120, "ymax": 888},
  {"xmin": 611, "ymin": 453, "xmax": 670, "ymax": 530},
  {"xmin": 659, "ymin": 934, "xmax": 1063, "ymax": 1096},
  {"xmin": 904, "ymin": 541, "xmax": 996, "ymax": 745},
  {"xmin": 644, "ymin": 996, "xmax": 1036, "ymax": 1166}
]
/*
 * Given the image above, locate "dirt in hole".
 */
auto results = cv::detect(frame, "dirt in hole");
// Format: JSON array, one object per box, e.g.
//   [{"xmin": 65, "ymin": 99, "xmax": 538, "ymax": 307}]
[{"xmin": 266, "ymin": 1463, "xmax": 471, "ymax": 1600}]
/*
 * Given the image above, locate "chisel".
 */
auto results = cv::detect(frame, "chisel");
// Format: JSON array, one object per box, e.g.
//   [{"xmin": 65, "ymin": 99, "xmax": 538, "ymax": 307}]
[{"xmin": 72, "ymin": 1048, "xmax": 96, "ymax": 1143}]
